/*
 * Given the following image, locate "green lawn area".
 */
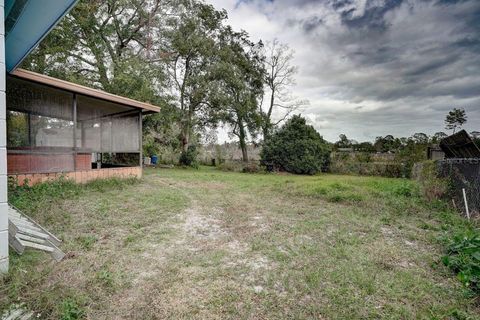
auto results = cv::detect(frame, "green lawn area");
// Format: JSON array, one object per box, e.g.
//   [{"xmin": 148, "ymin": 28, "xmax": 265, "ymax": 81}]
[{"xmin": 1, "ymin": 167, "xmax": 478, "ymax": 319}]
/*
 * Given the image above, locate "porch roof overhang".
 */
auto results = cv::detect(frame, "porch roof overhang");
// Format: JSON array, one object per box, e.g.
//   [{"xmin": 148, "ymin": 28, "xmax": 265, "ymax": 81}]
[
  {"xmin": 5, "ymin": 0, "xmax": 79, "ymax": 72},
  {"xmin": 11, "ymin": 69, "xmax": 161, "ymax": 113}
]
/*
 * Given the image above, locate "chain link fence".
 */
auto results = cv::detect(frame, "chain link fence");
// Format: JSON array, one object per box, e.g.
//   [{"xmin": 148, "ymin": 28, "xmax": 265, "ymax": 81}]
[{"xmin": 437, "ymin": 158, "xmax": 480, "ymax": 218}]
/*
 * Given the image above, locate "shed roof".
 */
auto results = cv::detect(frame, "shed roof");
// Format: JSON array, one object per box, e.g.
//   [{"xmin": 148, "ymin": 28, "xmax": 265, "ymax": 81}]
[
  {"xmin": 439, "ymin": 130, "xmax": 480, "ymax": 159},
  {"xmin": 10, "ymin": 69, "xmax": 160, "ymax": 113}
]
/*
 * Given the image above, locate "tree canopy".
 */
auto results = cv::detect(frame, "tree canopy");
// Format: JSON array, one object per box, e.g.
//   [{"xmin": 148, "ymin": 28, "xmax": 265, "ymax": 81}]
[{"xmin": 445, "ymin": 108, "xmax": 467, "ymax": 134}]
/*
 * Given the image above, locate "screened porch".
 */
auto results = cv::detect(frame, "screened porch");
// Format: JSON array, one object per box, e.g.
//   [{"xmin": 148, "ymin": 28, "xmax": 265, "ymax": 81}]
[{"xmin": 6, "ymin": 70, "xmax": 159, "ymax": 184}]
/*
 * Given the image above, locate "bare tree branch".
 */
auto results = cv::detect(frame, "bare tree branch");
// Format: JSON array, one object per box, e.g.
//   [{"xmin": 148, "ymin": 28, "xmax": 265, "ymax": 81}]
[{"xmin": 261, "ymin": 38, "xmax": 308, "ymax": 139}]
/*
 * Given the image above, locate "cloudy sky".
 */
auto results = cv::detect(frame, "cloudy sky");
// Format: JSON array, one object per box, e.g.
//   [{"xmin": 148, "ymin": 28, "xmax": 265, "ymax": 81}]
[{"xmin": 206, "ymin": 0, "xmax": 480, "ymax": 142}]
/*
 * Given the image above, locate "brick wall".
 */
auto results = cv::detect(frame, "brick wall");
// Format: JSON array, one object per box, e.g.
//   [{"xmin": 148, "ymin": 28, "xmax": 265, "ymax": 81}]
[
  {"xmin": 9, "ymin": 167, "xmax": 142, "ymax": 186},
  {"xmin": 7, "ymin": 153, "xmax": 91, "ymax": 174},
  {"xmin": 75, "ymin": 154, "xmax": 91, "ymax": 171}
]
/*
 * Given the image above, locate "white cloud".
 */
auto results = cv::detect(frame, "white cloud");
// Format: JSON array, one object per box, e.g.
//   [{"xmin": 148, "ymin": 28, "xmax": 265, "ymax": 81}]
[{"xmin": 206, "ymin": 0, "xmax": 480, "ymax": 142}]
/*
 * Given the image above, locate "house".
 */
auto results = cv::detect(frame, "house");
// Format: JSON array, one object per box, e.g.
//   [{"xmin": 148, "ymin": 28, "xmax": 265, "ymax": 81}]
[
  {"xmin": 0, "ymin": 0, "xmax": 160, "ymax": 273},
  {"xmin": 6, "ymin": 69, "xmax": 159, "ymax": 185}
]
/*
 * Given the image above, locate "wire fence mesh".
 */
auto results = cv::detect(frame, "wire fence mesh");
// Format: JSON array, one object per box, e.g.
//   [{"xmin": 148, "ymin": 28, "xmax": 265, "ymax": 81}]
[{"xmin": 437, "ymin": 158, "xmax": 480, "ymax": 218}]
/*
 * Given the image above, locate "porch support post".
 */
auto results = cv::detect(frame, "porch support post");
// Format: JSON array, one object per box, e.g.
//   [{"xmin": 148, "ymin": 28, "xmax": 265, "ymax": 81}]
[
  {"xmin": 139, "ymin": 110, "xmax": 142, "ymax": 168},
  {"xmin": 0, "ymin": 0, "xmax": 9, "ymax": 273},
  {"xmin": 72, "ymin": 93, "xmax": 77, "ymax": 171}
]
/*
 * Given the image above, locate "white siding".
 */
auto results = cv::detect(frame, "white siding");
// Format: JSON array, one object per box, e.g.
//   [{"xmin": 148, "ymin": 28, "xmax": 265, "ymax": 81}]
[{"xmin": 0, "ymin": 0, "xmax": 8, "ymax": 273}]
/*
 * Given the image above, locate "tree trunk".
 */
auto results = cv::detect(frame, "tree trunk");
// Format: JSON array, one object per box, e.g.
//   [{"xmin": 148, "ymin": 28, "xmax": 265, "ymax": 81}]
[
  {"xmin": 263, "ymin": 89, "xmax": 275, "ymax": 140},
  {"xmin": 181, "ymin": 117, "xmax": 190, "ymax": 153},
  {"xmin": 179, "ymin": 57, "xmax": 191, "ymax": 153},
  {"xmin": 238, "ymin": 120, "xmax": 249, "ymax": 162},
  {"xmin": 181, "ymin": 129, "xmax": 189, "ymax": 152}
]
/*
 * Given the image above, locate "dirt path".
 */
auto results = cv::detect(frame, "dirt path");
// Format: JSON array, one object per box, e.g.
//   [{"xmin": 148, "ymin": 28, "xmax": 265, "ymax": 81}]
[{"xmin": 98, "ymin": 176, "xmax": 273, "ymax": 319}]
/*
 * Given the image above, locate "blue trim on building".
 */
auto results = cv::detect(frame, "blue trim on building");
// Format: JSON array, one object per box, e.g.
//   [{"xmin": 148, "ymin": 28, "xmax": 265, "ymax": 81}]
[{"xmin": 5, "ymin": 0, "xmax": 79, "ymax": 72}]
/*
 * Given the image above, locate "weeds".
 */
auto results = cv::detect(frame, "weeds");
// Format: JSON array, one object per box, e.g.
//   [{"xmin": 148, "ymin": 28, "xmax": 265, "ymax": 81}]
[
  {"xmin": 60, "ymin": 298, "xmax": 85, "ymax": 320},
  {"xmin": 442, "ymin": 228, "xmax": 480, "ymax": 294},
  {"xmin": 75, "ymin": 235, "xmax": 97, "ymax": 251},
  {"xmin": 96, "ymin": 267, "xmax": 115, "ymax": 288}
]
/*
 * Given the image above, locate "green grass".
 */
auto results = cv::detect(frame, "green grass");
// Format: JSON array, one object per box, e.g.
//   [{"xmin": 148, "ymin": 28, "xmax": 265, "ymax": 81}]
[{"xmin": 1, "ymin": 167, "xmax": 478, "ymax": 319}]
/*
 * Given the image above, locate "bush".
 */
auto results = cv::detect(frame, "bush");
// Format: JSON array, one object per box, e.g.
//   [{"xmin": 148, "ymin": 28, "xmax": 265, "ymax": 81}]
[
  {"xmin": 218, "ymin": 161, "xmax": 243, "ymax": 172},
  {"xmin": 242, "ymin": 162, "xmax": 261, "ymax": 173},
  {"xmin": 143, "ymin": 135, "xmax": 159, "ymax": 157},
  {"xmin": 442, "ymin": 228, "xmax": 480, "ymax": 294},
  {"xmin": 330, "ymin": 160, "xmax": 405, "ymax": 178},
  {"xmin": 261, "ymin": 115, "xmax": 331, "ymax": 175},
  {"xmin": 413, "ymin": 161, "xmax": 448, "ymax": 201},
  {"xmin": 179, "ymin": 145, "xmax": 199, "ymax": 168}
]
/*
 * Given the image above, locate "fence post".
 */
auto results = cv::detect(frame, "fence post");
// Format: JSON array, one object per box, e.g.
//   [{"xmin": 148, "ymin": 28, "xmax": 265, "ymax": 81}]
[{"xmin": 462, "ymin": 188, "xmax": 470, "ymax": 220}]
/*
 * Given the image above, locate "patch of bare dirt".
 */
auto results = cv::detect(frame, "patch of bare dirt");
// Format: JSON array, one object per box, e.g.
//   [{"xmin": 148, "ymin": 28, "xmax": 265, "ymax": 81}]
[{"xmin": 98, "ymin": 178, "xmax": 274, "ymax": 319}]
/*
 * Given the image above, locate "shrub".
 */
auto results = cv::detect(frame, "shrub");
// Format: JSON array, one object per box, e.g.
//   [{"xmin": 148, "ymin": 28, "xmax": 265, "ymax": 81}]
[
  {"xmin": 242, "ymin": 162, "xmax": 262, "ymax": 173},
  {"xmin": 218, "ymin": 161, "xmax": 243, "ymax": 172},
  {"xmin": 392, "ymin": 183, "xmax": 416, "ymax": 197},
  {"xmin": 143, "ymin": 135, "xmax": 160, "ymax": 157},
  {"xmin": 261, "ymin": 115, "xmax": 331, "ymax": 175},
  {"xmin": 413, "ymin": 161, "xmax": 448, "ymax": 201},
  {"xmin": 442, "ymin": 228, "xmax": 480, "ymax": 294},
  {"xmin": 329, "ymin": 153, "xmax": 406, "ymax": 178},
  {"xmin": 179, "ymin": 145, "xmax": 199, "ymax": 168}
]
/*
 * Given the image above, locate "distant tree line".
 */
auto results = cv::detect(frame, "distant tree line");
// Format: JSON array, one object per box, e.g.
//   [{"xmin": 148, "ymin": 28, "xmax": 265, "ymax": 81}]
[
  {"xmin": 333, "ymin": 132, "xmax": 447, "ymax": 154},
  {"xmin": 333, "ymin": 107, "xmax": 477, "ymax": 154}
]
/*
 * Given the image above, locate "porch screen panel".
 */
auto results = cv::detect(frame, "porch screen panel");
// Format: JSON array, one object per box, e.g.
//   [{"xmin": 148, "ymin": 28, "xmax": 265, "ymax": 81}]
[
  {"xmin": 111, "ymin": 116, "xmax": 140, "ymax": 152},
  {"xmin": 77, "ymin": 95, "xmax": 139, "ymax": 153},
  {"xmin": 6, "ymin": 77, "xmax": 75, "ymax": 174}
]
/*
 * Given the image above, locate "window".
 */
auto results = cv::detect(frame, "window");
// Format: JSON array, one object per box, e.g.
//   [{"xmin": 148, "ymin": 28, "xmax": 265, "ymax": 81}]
[
  {"xmin": 7, "ymin": 110, "xmax": 29, "ymax": 148},
  {"xmin": 7, "ymin": 77, "xmax": 74, "ymax": 150}
]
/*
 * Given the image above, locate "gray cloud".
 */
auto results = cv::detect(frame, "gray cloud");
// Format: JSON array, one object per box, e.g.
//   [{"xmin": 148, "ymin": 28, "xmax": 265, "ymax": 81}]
[{"xmin": 208, "ymin": 0, "xmax": 480, "ymax": 142}]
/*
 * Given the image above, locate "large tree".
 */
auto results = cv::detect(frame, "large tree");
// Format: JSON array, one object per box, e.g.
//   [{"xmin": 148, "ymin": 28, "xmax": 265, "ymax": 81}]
[
  {"xmin": 445, "ymin": 108, "xmax": 467, "ymax": 134},
  {"xmin": 159, "ymin": 0, "xmax": 227, "ymax": 154},
  {"xmin": 23, "ymin": 0, "xmax": 169, "ymax": 102},
  {"xmin": 261, "ymin": 39, "xmax": 307, "ymax": 139},
  {"xmin": 212, "ymin": 27, "xmax": 265, "ymax": 162}
]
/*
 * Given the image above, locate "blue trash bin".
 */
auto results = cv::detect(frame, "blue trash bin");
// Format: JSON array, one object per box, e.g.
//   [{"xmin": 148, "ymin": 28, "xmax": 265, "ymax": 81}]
[{"xmin": 151, "ymin": 155, "xmax": 158, "ymax": 165}]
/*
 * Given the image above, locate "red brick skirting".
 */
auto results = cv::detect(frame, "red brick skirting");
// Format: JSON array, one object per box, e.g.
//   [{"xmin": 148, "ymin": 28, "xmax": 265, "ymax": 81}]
[
  {"xmin": 9, "ymin": 167, "xmax": 142, "ymax": 186},
  {"xmin": 8, "ymin": 153, "xmax": 92, "ymax": 174}
]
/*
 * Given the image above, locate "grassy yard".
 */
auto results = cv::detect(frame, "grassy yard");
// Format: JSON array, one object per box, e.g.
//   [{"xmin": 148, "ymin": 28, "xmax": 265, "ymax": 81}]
[{"xmin": 1, "ymin": 167, "xmax": 479, "ymax": 319}]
